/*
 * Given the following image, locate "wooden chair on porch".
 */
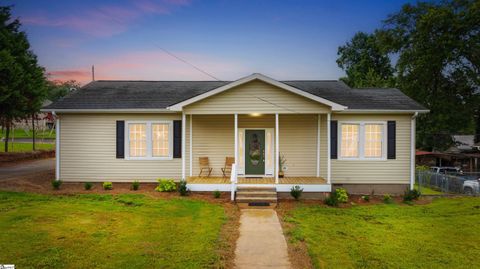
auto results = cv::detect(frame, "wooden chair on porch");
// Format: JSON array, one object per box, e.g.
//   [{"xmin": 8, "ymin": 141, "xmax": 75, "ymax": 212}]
[
  {"xmin": 198, "ymin": 157, "xmax": 213, "ymax": 177},
  {"xmin": 221, "ymin": 157, "xmax": 235, "ymax": 178}
]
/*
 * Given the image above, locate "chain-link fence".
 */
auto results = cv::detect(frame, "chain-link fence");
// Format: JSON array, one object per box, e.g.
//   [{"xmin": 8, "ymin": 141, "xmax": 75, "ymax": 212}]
[{"xmin": 416, "ymin": 170, "xmax": 480, "ymax": 195}]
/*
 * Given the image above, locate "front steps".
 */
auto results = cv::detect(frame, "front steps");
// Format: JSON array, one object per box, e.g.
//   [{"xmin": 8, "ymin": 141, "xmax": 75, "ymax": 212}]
[{"xmin": 236, "ymin": 186, "xmax": 277, "ymax": 208}]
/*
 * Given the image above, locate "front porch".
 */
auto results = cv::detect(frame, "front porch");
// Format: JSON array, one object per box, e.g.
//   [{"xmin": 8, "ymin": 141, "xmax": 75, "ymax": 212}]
[{"xmin": 186, "ymin": 176, "xmax": 331, "ymax": 192}]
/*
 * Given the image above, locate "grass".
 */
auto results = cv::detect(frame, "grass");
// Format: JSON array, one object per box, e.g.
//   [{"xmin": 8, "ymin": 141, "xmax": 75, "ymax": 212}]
[
  {"xmin": 1, "ymin": 128, "xmax": 55, "ymax": 139},
  {"xmin": 414, "ymin": 183, "xmax": 443, "ymax": 195},
  {"xmin": 285, "ymin": 197, "xmax": 480, "ymax": 269},
  {"xmin": 0, "ymin": 142, "xmax": 55, "ymax": 152},
  {"xmin": 0, "ymin": 191, "xmax": 226, "ymax": 268}
]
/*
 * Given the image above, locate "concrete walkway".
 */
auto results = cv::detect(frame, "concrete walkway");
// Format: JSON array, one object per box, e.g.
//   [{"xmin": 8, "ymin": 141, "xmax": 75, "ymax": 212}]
[{"xmin": 234, "ymin": 209, "xmax": 292, "ymax": 269}]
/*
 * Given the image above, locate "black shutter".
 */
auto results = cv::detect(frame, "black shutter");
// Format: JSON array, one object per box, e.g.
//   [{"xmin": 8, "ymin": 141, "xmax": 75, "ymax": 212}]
[
  {"xmin": 173, "ymin": 120, "xmax": 182, "ymax": 158},
  {"xmin": 387, "ymin": 121, "xmax": 396, "ymax": 159},
  {"xmin": 331, "ymin": 120, "xmax": 338, "ymax": 159},
  {"xmin": 116, "ymin": 121, "xmax": 125, "ymax": 159}
]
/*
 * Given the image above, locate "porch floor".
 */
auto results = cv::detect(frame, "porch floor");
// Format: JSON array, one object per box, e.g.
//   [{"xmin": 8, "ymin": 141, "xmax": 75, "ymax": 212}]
[{"xmin": 186, "ymin": 176, "xmax": 327, "ymax": 185}]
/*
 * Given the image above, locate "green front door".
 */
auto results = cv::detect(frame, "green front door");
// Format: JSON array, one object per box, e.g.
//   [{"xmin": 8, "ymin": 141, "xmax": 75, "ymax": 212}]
[{"xmin": 245, "ymin": 130, "xmax": 265, "ymax": 175}]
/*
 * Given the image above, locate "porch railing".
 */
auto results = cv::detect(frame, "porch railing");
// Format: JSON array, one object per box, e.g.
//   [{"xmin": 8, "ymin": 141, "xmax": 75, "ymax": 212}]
[{"xmin": 230, "ymin": 163, "xmax": 237, "ymax": 201}]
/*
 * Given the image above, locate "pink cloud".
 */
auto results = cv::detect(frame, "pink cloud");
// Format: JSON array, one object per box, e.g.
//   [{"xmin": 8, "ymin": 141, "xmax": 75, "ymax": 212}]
[
  {"xmin": 46, "ymin": 49, "xmax": 247, "ymax": 85},
  {"xmin": 23, "ymin": 1, "xmax": 191, "ymax": 37}
]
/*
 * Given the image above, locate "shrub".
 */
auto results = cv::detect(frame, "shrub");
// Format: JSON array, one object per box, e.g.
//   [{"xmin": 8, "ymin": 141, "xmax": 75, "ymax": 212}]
[
  {"xmin": 155, "ymin": 179, "xmax": 176, "ymax": 192},
  {"xmin": 103, "ymin": 182, "xmax": 113, "ymax": 190},
  {"xmin": 324, "ymin": 193, "xmax": 339, "ymax": 206},
  {"xmin": 132, "ymin": 180, "xmax": 140, "ymax": 191},
  {"xmin": 213, "ymin": 190, "xmax": 221, "ymax": 198},
  {"xmin": 51, "ymin": 180, "xmax": 62, "ymax": 190},
  {"xmin": 84, "ymin": 182, "xmax": 93, "ymax": 190},
  {"xmin": 403, "ymin": 189, "xmax": 421, "ymax": 202},
  {"xmin": 335, "ymin": 188, "xmax": 348, "ymax": 203},
  {"xmin": 290, "ymin": 185, "xmax": 303, "ymax": 200},
  {"xmin": 178, "ymin": 180, "xmax": 189, "ymax": 196},
  {"xmin": 383, "ymin": 194, "xmax": 393, "ymax": 204},
  {"xmin": 361, "ymin": 195, "xmax": 370, "ymax": 202}
]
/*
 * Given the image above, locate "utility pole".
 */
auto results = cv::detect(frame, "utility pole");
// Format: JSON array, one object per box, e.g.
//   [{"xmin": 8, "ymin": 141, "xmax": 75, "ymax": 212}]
[{"xmin": 92, "ymin": 65, "xmax": 95, "ymax": 81}]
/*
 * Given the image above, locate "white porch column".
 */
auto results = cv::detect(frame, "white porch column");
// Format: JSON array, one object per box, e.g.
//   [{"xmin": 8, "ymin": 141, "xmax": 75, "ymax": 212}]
[
  {"xmin": 234, "ymin": 114, "xmax": 238, "ymax": 166},
  {"xmin": 182, "ymin": 112, "xmax": 186, "ymax": 180},
  {"xmin": 317, "ymin": 114, "xmax": 320, "ymax": 177},
  {"xmin": 275, "ymin": 113, "xmax": 279, "ymax": 184},
  {"xmin": 189, "ymin": 114, "xmax": 193, "ymax": 177},
  {"xmin": 327, "ymin": 113, "xmax": 331, "ymax": 184},
  {"xmin": 55, "ymin": 114, "xmax": 60, "ymax": 181}
]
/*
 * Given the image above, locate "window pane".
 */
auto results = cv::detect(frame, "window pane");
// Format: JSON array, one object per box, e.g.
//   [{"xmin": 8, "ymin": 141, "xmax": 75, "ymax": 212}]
[
  {"xmin": 152, "ymin": 123, "xmax": 169, "ymax": 157},
  {"xmin": 129, "ymin": 124, "xmax": 146, "ymax": 157},
  {"xmin": 364, "ymin": 124, "xmax": 383, "ymax": 158},
  {"xmin": 340, "ymin": 124, "xmax": 359, "ymax": 157}
]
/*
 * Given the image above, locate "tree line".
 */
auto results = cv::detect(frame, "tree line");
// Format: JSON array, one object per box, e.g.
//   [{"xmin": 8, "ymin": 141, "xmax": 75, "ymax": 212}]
[
  {"xmin": 0, "ymin": 6, "xmax": 77, "ymax": 152},
  {"xmin": 336, "ymin": 0, "xmax": 479, "ymax": 151}
]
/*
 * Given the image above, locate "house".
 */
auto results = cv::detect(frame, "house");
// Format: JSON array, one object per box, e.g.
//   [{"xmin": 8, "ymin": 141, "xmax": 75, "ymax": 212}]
[{"xmin": 42, "ymin": 73, "xmax": 428, "ymax": 196}]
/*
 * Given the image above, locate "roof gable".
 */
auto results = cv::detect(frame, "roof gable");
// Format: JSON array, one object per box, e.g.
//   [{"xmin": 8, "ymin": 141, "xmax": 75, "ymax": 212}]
[{"xmin": 167, "ymin": 73, "xmax": 347, "ymax": 111}]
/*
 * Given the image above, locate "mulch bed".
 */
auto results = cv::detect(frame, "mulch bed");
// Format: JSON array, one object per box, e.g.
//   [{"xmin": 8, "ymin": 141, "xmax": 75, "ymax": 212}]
[{"xmin": 0, "ymin": 150, "xmax": 55, "ymax": 165}]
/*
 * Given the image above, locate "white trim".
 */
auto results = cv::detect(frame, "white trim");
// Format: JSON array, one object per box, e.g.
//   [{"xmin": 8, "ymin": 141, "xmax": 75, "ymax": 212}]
[
  {"xmin": 189, "ymin": 114, "xmax": 193, "ymax": 177},
  {"xmin": 234, "ymin": 114, "xmax": 238, "ymax": 174},
  {"xmin": 167, "ymin": 73, "xmax": 347, "ymax": 111},
  {"xmin": 238, "ymin": 127, "xmax": 274, "ymax": 177},
  {"xmin": 327, "ymin": 113, "xmax": 331, "ymax": 184},
  {"xmin": 55, "ymin": 115, "xmax": 60, "ymax": 181},
  {"xmin": 275, "ymin": 113, "xmax": 279, "ymax": 184},
  {"xmin": 124, "ymin": 120, "xmax": 174, "ymax": 160},
  {"xmin": 338, "ymin": 109, "xmax": 429, "ymax": 114},
  {"xmin": 182, "ymin": 113, "xmax": 186, "ymax": 180},
  {"xmin": 317, "ymin": 114, "xmax": 320, "ymax": 177},
  {"xmin": 410, "ymin": 112, "xmax": 418, "ymax": 190},
  {"xmin": 276, "ymin": 184, "xmax": 331, "ymax": 192},
  {"xmin": 42, "ymin": 109, "xmax": 174, "ymax": 113},
  {"xmin": 337, "ymin": 121, "xmax": 388, "ymax": 161}
]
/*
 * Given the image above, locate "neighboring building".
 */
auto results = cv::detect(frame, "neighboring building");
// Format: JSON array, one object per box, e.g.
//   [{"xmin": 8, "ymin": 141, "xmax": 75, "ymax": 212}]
[
  {"xmin": 42, "ymin": 73, "xmax": 428, "ymax": 195},
  {"xmin": 416, "ymin": 135, "xmax": 480, "ymax": 171}
]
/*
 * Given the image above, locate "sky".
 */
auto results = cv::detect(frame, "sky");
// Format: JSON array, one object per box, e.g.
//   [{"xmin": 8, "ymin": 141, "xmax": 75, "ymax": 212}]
[{"xmin": 6, "ymin": 0, "xmax": 414, "ymax": 85}]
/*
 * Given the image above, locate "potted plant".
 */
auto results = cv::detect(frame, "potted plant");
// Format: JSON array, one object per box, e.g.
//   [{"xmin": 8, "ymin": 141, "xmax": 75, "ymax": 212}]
[{"xmin": 279, "ymin": 154, "xmax": 287, "ymax": 178}]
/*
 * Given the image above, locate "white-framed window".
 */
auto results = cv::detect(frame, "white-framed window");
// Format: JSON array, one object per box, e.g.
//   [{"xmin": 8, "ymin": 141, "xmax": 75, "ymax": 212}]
[
  {"xmin": 339, "ymin": 121, "xmax": 387, "ymax": 160},
  {"xmin": 126, "ymin": 121, "xmax": 173, "ymax": 160}
]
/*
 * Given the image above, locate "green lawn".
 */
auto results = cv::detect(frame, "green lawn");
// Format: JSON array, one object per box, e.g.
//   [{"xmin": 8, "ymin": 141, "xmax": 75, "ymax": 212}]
[
  {"xmin": 414, "ymin": 183, "xmax": 443, "ymax": 195},
  {"xmin": 285, "ymin": 198, "xmax": 480, "ymax": 269},
  {"xmin": 0, "ymin": 142, "xmax": 55, "ymax": 152},
  {"xmin": 1, "ymin": 128, "xmax": 55, "ymax": 139},
  {"xmin": 0, "ymin": 192, "xmax": 226, "ymax": 268}
]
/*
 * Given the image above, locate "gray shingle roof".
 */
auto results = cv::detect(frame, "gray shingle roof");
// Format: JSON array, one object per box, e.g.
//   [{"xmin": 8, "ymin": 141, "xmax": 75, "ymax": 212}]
[{"xmin": 44, "ymin": 79, "xmax": 426, "ymax": 111}]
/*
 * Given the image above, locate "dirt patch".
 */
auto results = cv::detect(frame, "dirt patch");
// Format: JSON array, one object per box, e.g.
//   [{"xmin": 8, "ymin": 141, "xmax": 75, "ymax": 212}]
[
  {"xmin": 0, "ymin": 150, "xmax": 55, "ymax": 165},
  {"xmin": 277, "ymin": 202, "xmax": 314, "ymax": 269}
]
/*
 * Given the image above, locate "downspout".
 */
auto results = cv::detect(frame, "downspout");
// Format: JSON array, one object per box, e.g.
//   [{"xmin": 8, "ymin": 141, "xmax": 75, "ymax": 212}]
[
  {"xmin": 410, "ymin": 112, "xmax": 418, "ymax": 190},
  {"xmin": 53, "ymin": 111, "xmax": 60, "ymax": 181}
]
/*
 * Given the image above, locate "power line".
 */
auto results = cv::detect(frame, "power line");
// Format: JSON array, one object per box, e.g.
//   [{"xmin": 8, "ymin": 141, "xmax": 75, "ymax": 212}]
[
  {"xmin": 92, "ymin": 6, "xmax": 222, "ymax": 81},
  {"xmin": 152, "ymin": 44, "xmax": 221, "ymax": 81}
]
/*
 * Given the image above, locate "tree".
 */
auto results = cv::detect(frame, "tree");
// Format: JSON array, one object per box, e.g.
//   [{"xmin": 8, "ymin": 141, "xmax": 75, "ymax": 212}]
[
  {"xmin": 47, "ymin": 80, "xmax": 80, "ymax": 102},
  {"xmin": 379, "ymin": 0, "xmax": 479, "ymax": 150},
  {"xmin": 337, "ymin": 0, "xmax": 480, "ymax": 151},
  {"xmin": 0, "ymin": 6, "xmax": 48, "ymax": 152},
  {"xmin": 337, "ymin": 32, "xmax": 395, "ymax": 88}
]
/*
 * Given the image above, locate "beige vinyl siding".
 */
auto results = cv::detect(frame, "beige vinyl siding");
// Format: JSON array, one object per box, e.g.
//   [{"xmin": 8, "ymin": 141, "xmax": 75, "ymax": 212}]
[
  {"xmin": 279, "ymin": 114, "xmax": 318, "ymax": 177},
  {"xmin": 191, "ymin": 115, "xmax": 234, "ymax": 177},
  {"xmin": 183, "ymin": 80, "xmax": 331, "ymax": 114},
  {"xmin": 191, "ymin": 114, "xmax": 317, "ymax": 177},
  {"xmin": 59, "ymin": 113, "xmax": 186, "ymax": 182},
  {"xmin": 331, "ymin": 114, "xmax": 412, "ymax": 184}
]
